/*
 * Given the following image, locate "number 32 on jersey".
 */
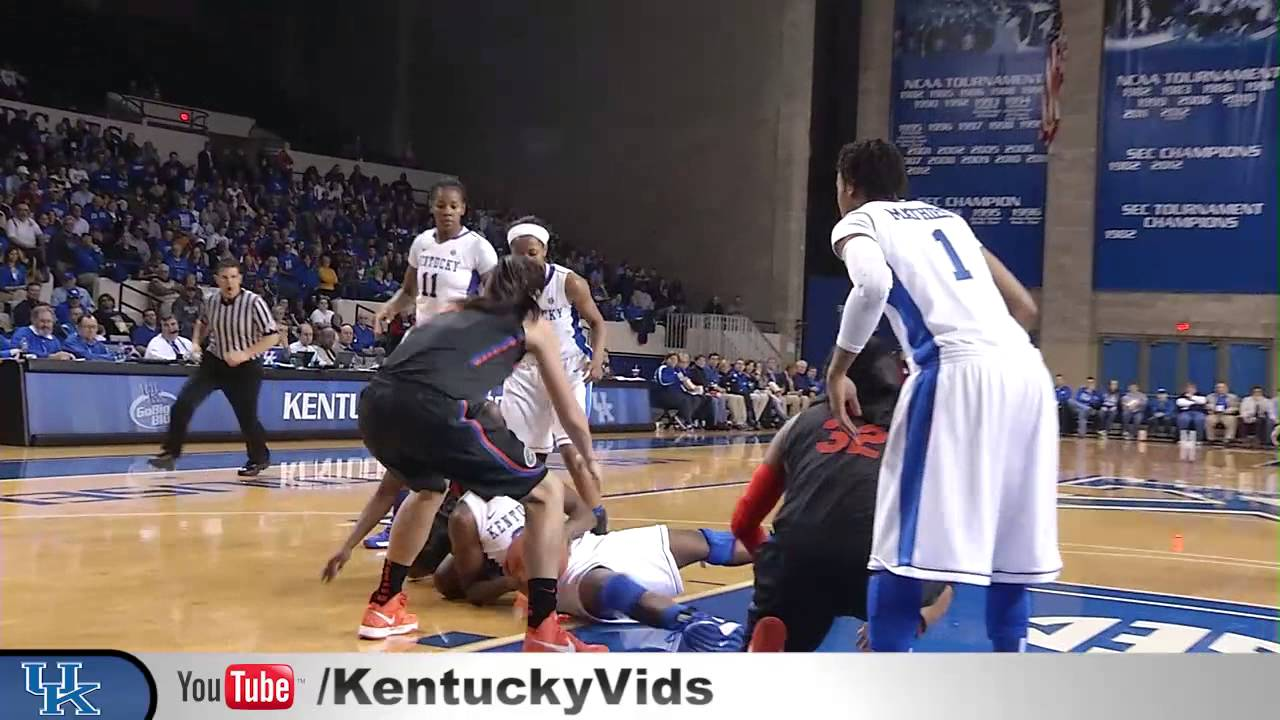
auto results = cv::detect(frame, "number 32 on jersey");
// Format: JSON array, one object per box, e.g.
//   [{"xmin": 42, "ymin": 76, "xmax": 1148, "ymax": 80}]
[{"xmin": 816, "ymin": 419, "xmax": 887, "ymax": 458}]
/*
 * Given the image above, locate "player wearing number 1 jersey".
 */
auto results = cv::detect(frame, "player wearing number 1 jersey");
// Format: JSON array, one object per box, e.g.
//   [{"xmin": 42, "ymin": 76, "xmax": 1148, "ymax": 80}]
[
  {"xmin": 824, "ymin": 140, "xmax": 1060, "ymax": 653},
  {"xmin": 364, "ymin": 179, "xmax": 498, "ymax": 551}
]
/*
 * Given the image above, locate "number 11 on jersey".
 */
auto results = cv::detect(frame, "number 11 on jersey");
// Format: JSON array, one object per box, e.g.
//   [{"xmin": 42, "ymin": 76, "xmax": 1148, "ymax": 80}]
[
  {"xmin": 422, "ymin": 272, "xmax": 439, "ymax": 298},
  {"xmin": 933, "ymin": 229, "xmax": 973, "ymax": 281}
]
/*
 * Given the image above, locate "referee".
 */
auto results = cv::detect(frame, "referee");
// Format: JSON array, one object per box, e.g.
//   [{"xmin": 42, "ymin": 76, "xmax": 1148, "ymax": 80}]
[{"xmin": 150, "ymin": 259, "xmax": 279, "ymax": 477}]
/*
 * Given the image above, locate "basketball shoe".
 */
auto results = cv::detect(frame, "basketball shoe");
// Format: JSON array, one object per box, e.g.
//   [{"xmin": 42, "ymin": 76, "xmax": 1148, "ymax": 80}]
[
  {"xmin": 523, "ymin": 614, "xmax": 608, "ymax": 653},
  {"xmin": 358, "ymin": 592, "xmax": 418, "ymax": 639},
  {"xmin": 363, "ymin": 526, "xmax": 391, "ymax": 549},
  {"xmin": 676, "ymin": 612, "xmax": 744, "ymax": 652}
]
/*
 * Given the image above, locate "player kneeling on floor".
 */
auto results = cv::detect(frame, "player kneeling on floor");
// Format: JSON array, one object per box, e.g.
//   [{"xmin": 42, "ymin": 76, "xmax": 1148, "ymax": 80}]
[
  {"xmin": 733, "ymin": 338, "xmax": 953, "ymax": 651},
  {"xmin": 429, "ymin": 485, "xmax": 751, "ymax": 651}
]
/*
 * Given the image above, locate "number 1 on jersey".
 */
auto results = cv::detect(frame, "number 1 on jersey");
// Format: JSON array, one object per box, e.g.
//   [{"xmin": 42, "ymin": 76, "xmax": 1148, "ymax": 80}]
[
  {"xmin": 422, "ymin": 272, "xmax": 439, "ymax": 298},
  {"xmin": 933, "ymin": 229, "xmax": 973, "ymax": 281}
]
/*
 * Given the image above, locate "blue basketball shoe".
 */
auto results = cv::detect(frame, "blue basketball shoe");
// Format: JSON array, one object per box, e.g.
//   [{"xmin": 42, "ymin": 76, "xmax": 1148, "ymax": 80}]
[{"xmin": 676, "ymin": 612, "xmax": 745, "ymax": 652}]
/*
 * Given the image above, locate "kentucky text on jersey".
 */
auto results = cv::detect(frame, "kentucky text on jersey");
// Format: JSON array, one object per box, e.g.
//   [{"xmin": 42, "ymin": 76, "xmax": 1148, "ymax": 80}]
[
  {"xmin": 484, "ymin": 504, "xmax": 524, "ymax": 541},
  {"xmin": 418, "ymin": 255, "xmax": 464, "ymax": 273}
]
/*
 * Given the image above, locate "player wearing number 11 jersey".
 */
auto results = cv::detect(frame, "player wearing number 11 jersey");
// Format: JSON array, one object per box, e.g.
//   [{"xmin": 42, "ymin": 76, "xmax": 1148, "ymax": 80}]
[{"xmin": 824, "ymin": 140, "xmax": 1060, "ymax": 653}]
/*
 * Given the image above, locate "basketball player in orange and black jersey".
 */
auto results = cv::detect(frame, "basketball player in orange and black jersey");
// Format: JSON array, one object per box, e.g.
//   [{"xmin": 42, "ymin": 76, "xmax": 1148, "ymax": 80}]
[{"xmin": 732, "ymin": 338, "xmax": 952, "ymax": 651}]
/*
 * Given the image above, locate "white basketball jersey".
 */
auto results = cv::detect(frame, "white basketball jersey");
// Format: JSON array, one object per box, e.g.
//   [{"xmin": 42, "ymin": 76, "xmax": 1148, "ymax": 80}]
[
  {"xmin": 538, "ymin": 263, "xmax": 591, "ymax": 360},
  {"xmin": 830, "ymin": 200, "xmax": 1030, "ymax": 369},
  {"xmin": 459, "ymin": 491, "xmax": 525, "ymax": 566},
  {"xmin": 408, "ymin": 227, "xmax": 499, "ymax": 327}
]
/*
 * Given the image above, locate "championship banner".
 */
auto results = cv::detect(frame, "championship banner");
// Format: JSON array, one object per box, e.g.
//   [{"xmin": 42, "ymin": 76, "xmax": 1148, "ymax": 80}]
[
  {"xmin": 1095, "ymin": 0, "xmax": 1278, "ymax": 292},
  {"xmin": 2, "ymin": 652, "xmax": 1275, "ymax": 718},
  {"xmin": 892, "ymin": 0, "xmax": 1062, "ymax": 287}
]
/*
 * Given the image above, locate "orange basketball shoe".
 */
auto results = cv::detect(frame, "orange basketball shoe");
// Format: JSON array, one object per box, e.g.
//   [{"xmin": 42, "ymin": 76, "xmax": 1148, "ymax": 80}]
[
  {"xmin": 522, "ymin": 614, "xmax": 608, "ymax": 653},
  {"xmin": 358, "ymin": 592, "xmax": 418, "ymax": 640}
]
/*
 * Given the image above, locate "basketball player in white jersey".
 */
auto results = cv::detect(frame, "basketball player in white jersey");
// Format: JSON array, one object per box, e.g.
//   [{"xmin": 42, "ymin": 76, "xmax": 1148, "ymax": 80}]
[
  {"xmin": 428, "ymin": 478, "xmax": 749, "ymax": 651},
  {"xmin": 501, "ymin": 216, "xmax": 609, "ymax": 532},
  {"xmin": 823, "ymin": 139, "xmax": 1060, "ymax": 652},
  {"xmin": 374, "ymin": 178, "xmax": 499, "ymax": 332},
  {"xmin": 362, "ymin": 178, "xmax": 499, "ymax": 550}
]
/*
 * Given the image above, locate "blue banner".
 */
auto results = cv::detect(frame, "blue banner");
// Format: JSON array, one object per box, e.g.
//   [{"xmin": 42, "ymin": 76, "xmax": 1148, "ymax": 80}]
[
  {"xmin": 892, "ymin": 0, "xmax": 1060, "ymax": 286},
  {"xmin": 491, "ymin": 380, "xmax": 655, "ymax": 430},
  {"xmin": 0, "ymin": 651, "xmax": 155, "ymax": 719},
  {"xmin": 1095, "ymin": 1, "xmax": 1278, "ymax": 292},
  {"xmin": 22, "ymin": 369, "xmax": 654, "ymax": 438}
]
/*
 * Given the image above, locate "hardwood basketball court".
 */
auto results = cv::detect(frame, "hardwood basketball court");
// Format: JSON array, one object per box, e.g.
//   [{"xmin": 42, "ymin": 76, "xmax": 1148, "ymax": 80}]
[{"xmin": 1, "ymin": 434, "xmax": 1276, "ymax": 653}]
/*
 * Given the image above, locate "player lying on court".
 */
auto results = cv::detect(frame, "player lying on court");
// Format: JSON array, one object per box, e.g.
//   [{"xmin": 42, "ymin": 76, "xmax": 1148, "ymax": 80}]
[
  {"xmin": 732, "ymin": 337, "xmax": 953, "ymax": 651},
  {"xmin": 823, "ymin": 139, "xmax": 1060, "ymax": 652},
  {"xmin": 322, "ymin": 254, "xmax": 610, "ymax": 652},
  {"xmin": 361, "ymin": 213, "xmax": 610, "ymax": 561},
  {"xmin": 421, "ymin": 483, "xmax": 750, "ymax": 651}
]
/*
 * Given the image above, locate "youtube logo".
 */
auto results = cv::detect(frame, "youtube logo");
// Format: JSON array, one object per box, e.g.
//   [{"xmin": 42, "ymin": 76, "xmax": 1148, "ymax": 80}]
[
  {"xmin": 225, "ymin": 665, "xmax": 295, "ymax": 710},
  {"xmin": 178, "ymin": 664, "xmax": 295, "ymax": 710}
]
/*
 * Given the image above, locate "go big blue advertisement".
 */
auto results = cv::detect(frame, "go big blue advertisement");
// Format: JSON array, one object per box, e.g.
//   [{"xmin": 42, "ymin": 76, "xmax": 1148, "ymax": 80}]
[
  {"xmin": 892, "ymin": 0, "xmax": 1062, "ymax": 286},
  {"xmin": 1095, "ymin": 0, "xmax": 1277, "ymax": 292}
]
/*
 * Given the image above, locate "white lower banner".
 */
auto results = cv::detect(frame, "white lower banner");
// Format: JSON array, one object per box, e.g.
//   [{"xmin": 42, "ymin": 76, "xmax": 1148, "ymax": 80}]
[{"xmin": 135, "ymin": 653, "xmax": 1276, "ymax": 718}]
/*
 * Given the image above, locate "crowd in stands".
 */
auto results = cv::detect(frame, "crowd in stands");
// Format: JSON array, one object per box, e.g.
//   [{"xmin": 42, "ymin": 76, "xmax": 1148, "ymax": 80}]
[
  {"xmin": 0, "ymin": 101, "xmax": 727, "ymax": 361},
  {"xmin": 0, "ymin": 99, "xmax": 723, "ymax": 361},
  {"xmin": 1054, "ymin": 375, "xmax": 1279, "ymax": 448},
  {"xmin": 652, "ymin": 352, "xmax": 823, "ymax": 430}
]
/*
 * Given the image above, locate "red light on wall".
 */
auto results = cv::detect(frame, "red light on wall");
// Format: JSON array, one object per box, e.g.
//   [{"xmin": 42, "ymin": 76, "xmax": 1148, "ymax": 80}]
[
  {"xmin": 178, "ymin": 111, "xmax": 191, "ymax": 123},
  {"xmin": 1175, "ymin": 322, "xmax": 1191, "ymax": 332}
]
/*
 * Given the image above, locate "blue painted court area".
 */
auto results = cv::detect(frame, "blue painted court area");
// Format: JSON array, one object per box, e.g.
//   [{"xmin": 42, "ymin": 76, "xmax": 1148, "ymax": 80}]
[
  {"xmin": 477, "ymin": 582, "xmax": 1279, "ymax": 653},
  {"xmin": 0, "ymin": 432, "xmax": 772, "ymax": 481}
]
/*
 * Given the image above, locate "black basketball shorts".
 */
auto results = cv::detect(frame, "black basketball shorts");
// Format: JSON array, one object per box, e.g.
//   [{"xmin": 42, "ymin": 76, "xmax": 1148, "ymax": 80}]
[{"xmin": 358, "ymin": 382, "xmax": 548, "ymax": 500}]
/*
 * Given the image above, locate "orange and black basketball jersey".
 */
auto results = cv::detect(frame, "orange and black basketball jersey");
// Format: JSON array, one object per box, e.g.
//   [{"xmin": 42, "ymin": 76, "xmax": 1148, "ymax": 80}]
[
  {"xmin": 772, "ymin": 402, "xmax": 888, "ymax": 552},
  {"xmin": 373, "ymin": 308, "xmax": 526, "ymax": 402}
]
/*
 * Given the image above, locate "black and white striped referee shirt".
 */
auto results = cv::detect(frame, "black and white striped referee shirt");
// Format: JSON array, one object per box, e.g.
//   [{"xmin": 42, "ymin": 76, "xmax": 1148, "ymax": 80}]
[{"xmin": 202, "ymin": 289, "xmax": 278, "ymax": 360}]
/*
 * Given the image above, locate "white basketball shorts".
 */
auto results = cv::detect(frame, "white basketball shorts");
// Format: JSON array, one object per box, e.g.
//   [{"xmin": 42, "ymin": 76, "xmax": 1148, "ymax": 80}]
[
  {"xmin": 500, "ymin": 355, "xmax": 590, "ymax": 454},
  {"xmin": 558, "ymin": 524, "xmax": 684, "ymax": 622},
  {"xmin": 868, "ymin": 349, "xmax": 1062, "ymax": 586}
]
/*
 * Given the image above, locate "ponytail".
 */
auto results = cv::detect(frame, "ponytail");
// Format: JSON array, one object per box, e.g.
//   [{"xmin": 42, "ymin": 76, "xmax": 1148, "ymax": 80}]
[{"xmin": 462, "ymin": 254, "xmax": 544, "ymax": 321}]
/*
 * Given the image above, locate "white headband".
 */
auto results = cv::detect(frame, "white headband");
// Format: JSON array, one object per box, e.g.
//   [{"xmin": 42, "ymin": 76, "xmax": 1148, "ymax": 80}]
[{"xmin": 506, "ymin": 223, "xmax": 550, "ymax": 248}]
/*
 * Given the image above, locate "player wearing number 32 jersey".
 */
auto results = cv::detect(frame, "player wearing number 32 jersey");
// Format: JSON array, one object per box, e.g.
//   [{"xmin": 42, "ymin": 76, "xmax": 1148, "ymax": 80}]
[{"xmin": 824, "ymin": 140, "xmax": 1060, "ymax": 653}]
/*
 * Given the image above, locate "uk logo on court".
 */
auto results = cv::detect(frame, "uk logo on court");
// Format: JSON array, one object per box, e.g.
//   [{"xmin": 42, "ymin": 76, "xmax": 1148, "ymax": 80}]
[{"xmin": 22, "ymin": 661, "xmax": 102, "ymax": 716}]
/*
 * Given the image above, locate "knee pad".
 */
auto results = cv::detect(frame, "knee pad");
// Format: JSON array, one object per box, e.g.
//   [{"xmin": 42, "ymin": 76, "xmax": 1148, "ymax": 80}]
[
  {"xmin": 598, "ymin": 573, "xmax": 648, "ymax": 618},
  {"xmin": 699, "ymin": 528, "xmax": 737, "ymax": 565}
]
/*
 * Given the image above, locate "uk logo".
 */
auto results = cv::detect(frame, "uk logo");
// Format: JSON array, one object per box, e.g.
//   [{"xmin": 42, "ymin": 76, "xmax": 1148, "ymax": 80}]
[
  {"xmin": 591, "ymin": 390, "xmax": 615, "ymax": 424},
  {"xmin": 22, "ymin": 661, "xmax": 102, "ymax": 716}
]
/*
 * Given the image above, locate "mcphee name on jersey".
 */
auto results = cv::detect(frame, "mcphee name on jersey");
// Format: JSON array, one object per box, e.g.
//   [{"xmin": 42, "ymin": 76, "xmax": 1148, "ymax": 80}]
[{"xmin": 319, "ymin": 667, "xmax": 713, "ymax": 714}]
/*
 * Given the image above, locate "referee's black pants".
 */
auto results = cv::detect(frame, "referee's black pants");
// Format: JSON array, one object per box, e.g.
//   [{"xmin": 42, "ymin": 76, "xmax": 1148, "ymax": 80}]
[{"xmin": 164, "ymin": 354, "xmax": 269, "ymax": 464}]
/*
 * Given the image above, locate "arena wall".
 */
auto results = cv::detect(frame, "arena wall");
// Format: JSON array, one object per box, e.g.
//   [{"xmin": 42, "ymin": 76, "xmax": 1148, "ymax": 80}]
[{"xmin": 404, "ymin": 0, "xmax": 815, "ymax": 345}]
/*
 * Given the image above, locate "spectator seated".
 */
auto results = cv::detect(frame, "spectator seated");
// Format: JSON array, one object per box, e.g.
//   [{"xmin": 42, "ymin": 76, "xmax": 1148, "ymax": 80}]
[
  {"xmin": 1145, "ymin": 388, "xmax": 1175, "ymax": 439},
  {"xmin": 1204, "ymin": 382, "xmax": 1240, "ymax": 445},
  {"xmin": 1239, "ymin": 386, "xmax": 1277, "ymax": 448},
  {"xmin": 12, "ymin": 306, "xmax": 72, "ymax": 359},
  {"xmin": 63, "ymin": 314, "xmax": 115, "ymax": 360},
  {"xmin": 143, "ymin": 315, "xmax": 194, "ymax": 361},
  {"xmin": 1175, "ymin": 383, "xmax": 1208, "ymax": 441}
]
